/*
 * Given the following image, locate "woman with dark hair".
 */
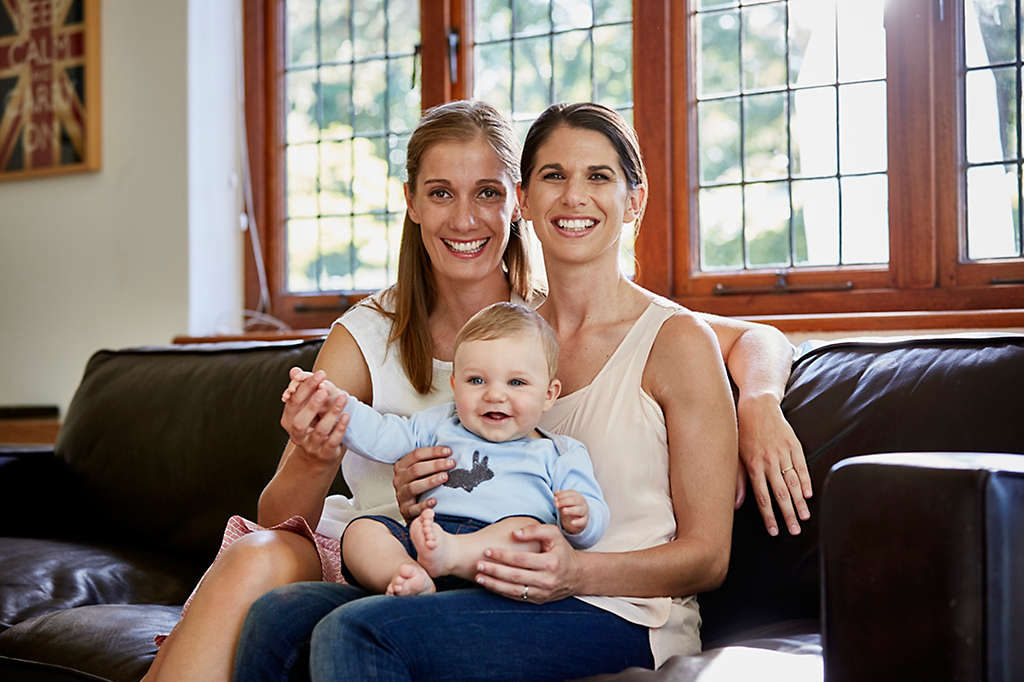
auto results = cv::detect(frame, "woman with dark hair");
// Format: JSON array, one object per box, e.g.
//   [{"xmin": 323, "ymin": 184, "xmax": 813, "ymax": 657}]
[{"xmin": 226, "ymin": 101, "xmax": 806, "ymax": 682}]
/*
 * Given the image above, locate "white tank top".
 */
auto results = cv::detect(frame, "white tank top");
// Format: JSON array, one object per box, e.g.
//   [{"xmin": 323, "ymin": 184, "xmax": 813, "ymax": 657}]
[{"xmin": 538, "ymin": 296, "xmax": 702, "ymax": 665}]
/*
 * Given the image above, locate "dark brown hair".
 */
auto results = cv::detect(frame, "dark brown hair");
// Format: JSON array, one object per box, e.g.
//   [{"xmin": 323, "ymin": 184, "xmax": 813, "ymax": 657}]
[{"xmin": 521, "ymin": 102, "xmax": 648, "ymax": 228}]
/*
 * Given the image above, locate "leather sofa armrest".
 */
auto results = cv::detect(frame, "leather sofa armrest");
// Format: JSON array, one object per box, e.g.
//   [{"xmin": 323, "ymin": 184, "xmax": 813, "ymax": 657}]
[
  {"xmin": 0, "ymin": 446, "xmax": 80, "ymax": 537},
  {"xmin": 821, "ymin": 452, "xmax": 1024, "ymax": 682}
]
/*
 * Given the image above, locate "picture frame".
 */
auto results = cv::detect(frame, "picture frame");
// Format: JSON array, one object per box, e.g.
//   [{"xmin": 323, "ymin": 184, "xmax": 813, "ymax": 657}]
[{"xmin": 0, "ymin": 0, "xmax": 101, "ymax": 182}]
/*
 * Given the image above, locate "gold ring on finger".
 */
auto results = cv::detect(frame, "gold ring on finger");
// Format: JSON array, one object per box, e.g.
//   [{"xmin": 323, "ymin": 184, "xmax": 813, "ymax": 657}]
[{"xmin": 780, "ymin": 466, "xmax": 795, "ymax": 476}]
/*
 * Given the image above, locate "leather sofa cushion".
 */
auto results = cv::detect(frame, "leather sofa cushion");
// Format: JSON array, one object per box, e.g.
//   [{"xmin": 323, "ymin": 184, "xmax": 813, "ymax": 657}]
[
  {"xmin": 0, "ymin": 537, "xmax": 199, "ymax": 632},
  {"xmin": 698, "ymin": 334, "xmax": 1024, "ymax": 643},
  {"xmin": 53, "ymin": 339, "xmax": 339, "ymax": 560},
  {"xmin": 0, "ymin": 604, "xmax": 180, "ymax": 682}
]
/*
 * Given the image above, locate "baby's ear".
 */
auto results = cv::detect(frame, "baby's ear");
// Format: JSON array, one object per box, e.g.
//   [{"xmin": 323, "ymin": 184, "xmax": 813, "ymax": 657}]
[{"xmin": 545, "ymin": 378, "xmax": 562, "ymax": 407}]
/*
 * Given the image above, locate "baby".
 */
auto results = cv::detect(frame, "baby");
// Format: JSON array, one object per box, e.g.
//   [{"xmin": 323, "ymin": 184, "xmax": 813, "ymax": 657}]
[{"xmin": 284, "ymin": 302, "xmax": 608, "ymax": 596}]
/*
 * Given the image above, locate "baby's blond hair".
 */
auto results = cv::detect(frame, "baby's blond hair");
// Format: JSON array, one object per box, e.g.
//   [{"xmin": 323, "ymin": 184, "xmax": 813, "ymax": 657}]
[{"xmin": 454, "ymin": 302, "xmax": 559, "ymax": 381}]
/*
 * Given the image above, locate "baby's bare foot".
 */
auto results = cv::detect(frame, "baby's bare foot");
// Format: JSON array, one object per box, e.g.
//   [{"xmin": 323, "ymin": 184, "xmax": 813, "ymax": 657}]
[
  {"xmin": 385, "ymin": 562, "xmax": 435, "ymax": 596},
  {"xmin": 410, "ymin": 508, "xmax": 456, "ymax": 578}
]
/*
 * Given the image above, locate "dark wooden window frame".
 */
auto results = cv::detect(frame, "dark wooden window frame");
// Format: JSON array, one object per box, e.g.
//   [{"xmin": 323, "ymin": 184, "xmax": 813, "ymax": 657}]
[{"xmin": 243, "ymin": 0, "xmax": 1024, "ymax": 332}]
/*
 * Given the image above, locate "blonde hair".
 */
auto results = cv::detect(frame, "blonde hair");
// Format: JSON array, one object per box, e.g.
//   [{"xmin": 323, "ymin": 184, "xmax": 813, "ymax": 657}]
[
  {"xmin": 373, "ymin": 101, "xmax": 544, "ymax": 394},
  {"xmin": 454, "ymin": 302, "xmax": 559, "ymax": 381}
]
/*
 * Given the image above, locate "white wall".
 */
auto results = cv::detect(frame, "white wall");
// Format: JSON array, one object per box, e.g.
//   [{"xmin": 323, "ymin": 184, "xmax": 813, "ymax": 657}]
[
  {"xmin": 189, "ymin": 0, "xmax": 243, "ymax": 335},
  {"xmin": 0, "ymin": 0, "xmax": 241, "ymax": 417}
]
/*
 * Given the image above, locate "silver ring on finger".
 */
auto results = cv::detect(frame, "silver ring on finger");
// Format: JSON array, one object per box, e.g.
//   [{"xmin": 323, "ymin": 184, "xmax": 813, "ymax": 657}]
[
  {"xmin": 780, "ymin": 466, "xmax": 795, "ymax": 476},
  {"xmin": 521, "ymin": 585, "xmax": 529, "ymax": 601}
]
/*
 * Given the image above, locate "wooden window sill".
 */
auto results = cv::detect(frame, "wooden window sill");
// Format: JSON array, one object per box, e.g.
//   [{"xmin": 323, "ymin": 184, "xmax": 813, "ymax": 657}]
[{"xmin": 172, "ymin": 309, "xmax": 1024, "ymax": 345}]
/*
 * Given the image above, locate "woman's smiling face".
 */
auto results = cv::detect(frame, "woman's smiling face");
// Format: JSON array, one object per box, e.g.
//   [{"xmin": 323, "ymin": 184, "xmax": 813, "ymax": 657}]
[
  {"xmin": 405, "ymin": 136, "xmax": 518, "ymax": 285},
  {"xmin": 518, "ymin": 125, "xmax": 644, "ymax": 267}
]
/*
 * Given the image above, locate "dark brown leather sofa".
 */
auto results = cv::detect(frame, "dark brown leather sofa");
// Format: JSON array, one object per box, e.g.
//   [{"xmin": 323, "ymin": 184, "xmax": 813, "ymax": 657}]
[{"xmin": 1, "ymin": 333, "xmax": 1021, "ymax": 681}]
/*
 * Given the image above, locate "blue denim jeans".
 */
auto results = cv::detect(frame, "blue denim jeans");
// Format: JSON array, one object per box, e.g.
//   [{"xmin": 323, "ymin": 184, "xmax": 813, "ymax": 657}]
[{"xmin": 233, "ymin": 582, "xmax": 653, "ymax": 682}]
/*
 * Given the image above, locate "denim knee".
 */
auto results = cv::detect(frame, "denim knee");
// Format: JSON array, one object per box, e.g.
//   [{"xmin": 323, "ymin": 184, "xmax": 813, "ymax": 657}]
[{"xmin": 235, "ymin": 582, "xmax": 368, "ymax": 682}]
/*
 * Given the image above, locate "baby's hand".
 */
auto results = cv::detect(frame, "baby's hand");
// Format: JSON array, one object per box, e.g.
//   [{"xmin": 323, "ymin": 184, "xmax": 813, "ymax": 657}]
[
  {"xmin": 282, "ymin": 367, "xmax": 318, "ymax": 402},
  {"xmin": 554, "ymin": 489, "xmax": 589, "ymax": 535}
]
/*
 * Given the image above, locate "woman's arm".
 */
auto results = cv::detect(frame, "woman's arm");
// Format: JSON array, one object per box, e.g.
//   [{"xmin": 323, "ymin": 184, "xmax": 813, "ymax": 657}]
[
  {"xmin": 695, "ymin": 312, "xmax": 811, "ymax": 536},
  {"xmin": 475, "ymin": 314, "xmax": 737, "ymax": 600},
  {"xmin": 257, "ymin": 324, "xmax": 373, "ymax": 528}
]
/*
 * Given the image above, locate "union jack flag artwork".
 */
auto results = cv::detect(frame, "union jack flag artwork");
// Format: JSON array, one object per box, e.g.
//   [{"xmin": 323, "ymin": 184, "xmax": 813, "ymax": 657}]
[{"xmin": 0, "ymin": 0, "xmax": 98, "ymax": 178}]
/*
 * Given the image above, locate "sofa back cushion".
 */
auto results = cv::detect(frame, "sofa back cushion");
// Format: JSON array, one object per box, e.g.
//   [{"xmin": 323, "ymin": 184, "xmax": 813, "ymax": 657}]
[
  {"xmin": 54, "ymin": 339, "xmax": 344, "ymax": 560},
  {"xmin": 700, "ymin": 333, "xmax": 1024, "ymax": 644}
]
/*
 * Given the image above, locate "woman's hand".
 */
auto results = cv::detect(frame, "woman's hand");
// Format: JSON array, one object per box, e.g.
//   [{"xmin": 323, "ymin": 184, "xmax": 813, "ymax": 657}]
[
  {"xmin": 736, "ymin": 392, "xmax": 811, "ymax": 536},
  {"xmin": 392, "ymin": 446, "xmax": 455, "ymax": 522},
  {"xmin": 474, "ymin": 524, "xmax": 582, "ymax": 604},
  {"xmin": 280, "ymin": 367, "xmax": 350, "ymax": 465}
]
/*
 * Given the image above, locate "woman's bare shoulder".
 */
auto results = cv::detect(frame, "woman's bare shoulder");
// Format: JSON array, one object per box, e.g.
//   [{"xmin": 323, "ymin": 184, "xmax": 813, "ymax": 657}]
[
  {"xmin": 643, "ymin": 308, "xmax": 725, "ymax": 399},
  {"xmin": 315, "ymin": 323, "xmax": 373, "ymax": 404}
]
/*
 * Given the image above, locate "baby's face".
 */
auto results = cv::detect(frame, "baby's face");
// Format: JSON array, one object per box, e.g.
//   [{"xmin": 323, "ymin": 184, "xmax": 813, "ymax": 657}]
[{"xmin": 451, "ymin": 331, "xmax": 560, "ymax": 442}]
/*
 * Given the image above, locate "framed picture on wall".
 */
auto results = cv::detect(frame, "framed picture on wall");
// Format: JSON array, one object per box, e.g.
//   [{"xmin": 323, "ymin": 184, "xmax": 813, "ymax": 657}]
[{"xmin": 0, "ymin": 0, "xmax": 101, "ymax": 181}]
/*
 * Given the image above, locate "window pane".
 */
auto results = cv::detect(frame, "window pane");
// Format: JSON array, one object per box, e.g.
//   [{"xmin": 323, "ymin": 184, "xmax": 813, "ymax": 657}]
[
  {"xmin": 593, "ymin": 24, "xmax": 632, "ymax": 107},
  {"xmin": 838, "ymin": 81, "xmax": 887, "ymax": 174},
  {"xmin": 698, "ymin": 0, "xmax": 738, "ymax": 9},
  {"xmin": 320, "ymin": 217, "xmax": 355, "ymax": 291},
  {"xmin": 387, "ymin": 134, "xmax": 410, "ymax": 213},
  {"xmin": 553, "ymin": 0, "xmax": 592, "ymax": 30},
  {"xmin": 837, "ymin": 0, "xmax": 885, "ymax": 83},
  {"xmin": 967, "ymin": 164, "xmax": 1020, "ymax": 258},
  {"xmin": 593, "ymin": 0, "xmax": 630, "ymax": 24},
  {"xmin": 388, "ymin": 0, "xmax": 420, "ymax": 54},
  {"xmin": 515, "ymin": 0, "xmax": 551, "ymax": 35},
  {"xmin": 477, "ymin": 0, "xmax": 513, "ymax": 41},
  {"xmin": 352, "ymin": 61, "xmax": 387, "ymax": 135},
  {"xmin": 287, "ymin": 0, "xmax": 317, "ymax": 65},
  {"xmin": 352, "ymin": 0, "xmax": 386, "ymax": 58},
  {"xmin": 744, "ymin": 92, "xmax": 788, "ymax": 181},
  {"xmin": 287, "ymin": 69, "xmax": 318, "ymax": 143},
  {"xmin": 792, "ymin": 178, "xmax": 839, "ymax": 266},
  {"xmin": 321, "ymin": 2, "xmax": 352, "ymax": 63},
  {"xmin": 619, "ymin": 223, "xmax": 636, "ymax": 278},
  {"xmin": 388, "ymin": 56, "xmax": 420, "ymax": 134},
  {"xmin": 287, "ymin": 218, "xmax": 320, "ymax": 292},
  {"xmin": 513, "ymin": 36, "xmax": 551, "ymax": 118},
  {"xmin": 351, "ymin": 137, "xmax": 389, "ymax": 214},
  {"xmin": 287, "ymin": 144, "xmax": 318, "ymax": 218},
  {"xmin": 553, "ymin": 30, "xmax": 591, "ymax": 103},
  {"xmin": 320, "ymin": 140, "xmax": 353, "ymax": 216},
  {"xmin": 698, "ymin": 10, "xmax": 740, "ymax": 97},
  {"xmin": 745, "ymin": 181, "xmax": 791, "ymax": 267},
  {"xmin": 700, "ymin": 185, "xmax": 744, "ymax": 269},
  {"xmin": 320, "ymin": 64, "xmax": 352, "ymax": 135},
  {"xmin": 475, "ymin": 42, "xmax": 513, "ymax": 113},
  {"xmin": 966, "ymin": 0, "xmax": 1015, "ymax": 68},
  {"xmin": 789, "ymin": 0, "xmax": 836, "ymax": 88},
  {"xmin": 840, "ymin": 174, "xmax": 888, "ymax": 264},
  {"xmin": 386, "ymin": 213, "xmax": 405, "ymax": 282},
  {"xmin": 966, "ymin": 67, "xmax": 1017, "ymax": 164},
  {"xmin": 352, "ymin": 214, "xmax": 391, "ymax": 290},
  {"xmin": 742, "ymin": 3, "xmax": 787, "ymax": 92},
  {"xmin": 699, "ymin": 99, "xmax": 742, "ymax": 184},
  {"xmin": 790, "ymin": 87, "xmax": 837, "ymax": 178}
]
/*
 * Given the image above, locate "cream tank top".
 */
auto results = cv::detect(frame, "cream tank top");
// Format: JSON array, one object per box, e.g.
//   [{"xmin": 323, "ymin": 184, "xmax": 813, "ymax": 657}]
[{"xmin": 538, "ymin": 296, "xmax": 702, "ymax": 665}]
